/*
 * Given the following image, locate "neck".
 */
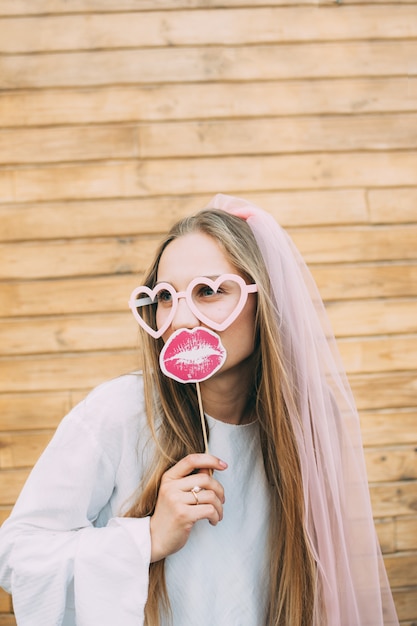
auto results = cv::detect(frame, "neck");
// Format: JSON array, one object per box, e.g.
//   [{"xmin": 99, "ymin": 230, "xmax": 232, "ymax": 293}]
[{"xmin": 199, "ymin": 361, "xmax": 256, "ymax": 425}]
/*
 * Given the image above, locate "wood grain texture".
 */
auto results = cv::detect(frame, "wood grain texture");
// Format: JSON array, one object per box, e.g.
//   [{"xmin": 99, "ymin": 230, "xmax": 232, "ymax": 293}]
[
  {"xmin": 2, "ymin": 153, "xmax": 417, "ymax": 203},
  {"xmin": 364, "ymin": 447, "xmax": 417, "ymax": 483},
  {"xmin": 0, "ymin": 588, "xmax": 12, "ymax": 612},
  {"xmin": 360, "ymin": 410, "xmax": 417, "ymax": 447},
  {"xmin": 3, "ymin": 114, "xmax": 417, "ymax": 165},
  {"xmin": 0, "ymin": 0, "xmax": 416, "ymax": 16},
  {"xmin": 1, "ymin": 7, "xmax": 417, "ymax": 53},
  {"xmin": 1, "ymin": 78, "xmax": 416, "ymax": 128},
  {"xmin": 0, "ymin": 190, "xmax": 368, "ymax": 241},
  {"xmin": 1, "ymin": 41, "xmax": 416, "ymax": 90}
]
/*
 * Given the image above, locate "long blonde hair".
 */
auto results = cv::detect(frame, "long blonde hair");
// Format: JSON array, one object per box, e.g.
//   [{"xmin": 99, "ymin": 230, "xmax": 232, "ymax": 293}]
[{"xmin": 125, "ymin": 209, "xmax": 316, "ymax": 625}]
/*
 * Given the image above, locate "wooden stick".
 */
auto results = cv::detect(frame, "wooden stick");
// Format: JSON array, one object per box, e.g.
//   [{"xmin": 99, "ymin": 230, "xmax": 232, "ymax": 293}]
[{"xmin": 196, "ymin": 381, "xmax": 209, "ymax": 454}]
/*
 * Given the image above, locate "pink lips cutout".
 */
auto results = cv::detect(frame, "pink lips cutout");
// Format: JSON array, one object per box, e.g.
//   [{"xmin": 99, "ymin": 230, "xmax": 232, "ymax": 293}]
[{"xmin": 159, "ymin": 327, "xmax": 227, "ymax": 383}]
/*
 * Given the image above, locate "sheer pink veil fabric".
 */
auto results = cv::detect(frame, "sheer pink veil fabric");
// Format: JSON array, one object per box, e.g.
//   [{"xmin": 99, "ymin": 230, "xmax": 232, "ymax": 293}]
[{"xmin": 206, "ymin": 194, "xmax": 398, "ymax": 626}]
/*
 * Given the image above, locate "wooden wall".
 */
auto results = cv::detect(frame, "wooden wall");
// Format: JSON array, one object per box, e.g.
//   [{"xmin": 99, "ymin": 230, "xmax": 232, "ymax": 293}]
[{"xmin": 0, "ymin": 1, "xmax": 416, "ymax": 623}]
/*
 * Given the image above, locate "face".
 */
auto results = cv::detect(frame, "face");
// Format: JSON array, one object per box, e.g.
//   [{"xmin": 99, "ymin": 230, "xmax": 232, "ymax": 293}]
[{"xmin": 155, "ymin": 232, "xmax": 257, "ymax": 380}]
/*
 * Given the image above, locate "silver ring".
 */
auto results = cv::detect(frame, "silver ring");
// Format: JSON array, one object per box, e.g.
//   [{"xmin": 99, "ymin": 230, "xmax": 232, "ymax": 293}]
[{"xmin": 191, "ymin": 485, "xmax": 201, "ymax": 504}]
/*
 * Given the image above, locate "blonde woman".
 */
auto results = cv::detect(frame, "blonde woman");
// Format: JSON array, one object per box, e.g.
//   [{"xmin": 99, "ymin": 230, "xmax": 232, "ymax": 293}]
[{"xmin": 0, "ymin": 195, "xmax": 398, "ymax": 626}]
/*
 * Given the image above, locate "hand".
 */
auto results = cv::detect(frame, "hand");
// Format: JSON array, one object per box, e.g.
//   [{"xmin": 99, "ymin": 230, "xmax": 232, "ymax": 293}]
[{"xmin": 149, "ymin": 453, "xmax": 227, "ymax": 562}]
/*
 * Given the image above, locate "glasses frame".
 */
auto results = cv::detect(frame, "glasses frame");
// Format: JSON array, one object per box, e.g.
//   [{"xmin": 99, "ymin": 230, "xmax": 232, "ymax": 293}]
[{"xmin": 128, "ymin": 273, "xmax": 258, "ymax": 339}]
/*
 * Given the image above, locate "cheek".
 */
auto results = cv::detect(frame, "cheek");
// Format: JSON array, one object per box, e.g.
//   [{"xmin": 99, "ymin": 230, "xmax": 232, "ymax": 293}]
[
  {"xmin": 155, "ymin": 306, "xmax": 162, "ymax": 329},
  {"xmin": 155, "ymin": 305, "xmax": 170, "ymax": 330},
  {"xmin": 223, "ymin": 308, "xmax": 257, "ymax": 357}
]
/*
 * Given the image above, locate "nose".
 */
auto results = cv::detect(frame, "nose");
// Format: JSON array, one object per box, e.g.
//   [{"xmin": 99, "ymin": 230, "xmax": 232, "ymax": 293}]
[{"xmin": 171, "ymin": 295, "xmax": 200, "ymax": 331}]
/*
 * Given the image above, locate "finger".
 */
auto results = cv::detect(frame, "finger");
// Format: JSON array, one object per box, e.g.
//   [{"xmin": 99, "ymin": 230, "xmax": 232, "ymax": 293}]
[
  {"xmin": 166, "ymin": 453, "xmax": 228, "ymax": 480},
  {"xmin": 191, "ymin": 502, "xmax": 222, "ymax": 526},
  {"xmin": 182, "ymin": 475, "xmax": 225, "ymax": 503},
  {"xmin": 187, "ymin": 488, "xmax": 224, "ymax": 521}
]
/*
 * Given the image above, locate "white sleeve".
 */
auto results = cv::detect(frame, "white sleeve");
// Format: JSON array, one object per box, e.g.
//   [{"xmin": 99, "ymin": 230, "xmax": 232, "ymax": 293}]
[
  {"xmin": 0, "ymin": 398, "xmax": 151, "ymax": 626},
  {"xmin": 74, "ymin": 517, "xmax": 151, "ymax": 625}
]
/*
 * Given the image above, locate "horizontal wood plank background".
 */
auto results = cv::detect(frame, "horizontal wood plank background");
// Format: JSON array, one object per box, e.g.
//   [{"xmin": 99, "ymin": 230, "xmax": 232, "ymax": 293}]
[{"xmin": 0, "ymin": 1, "xmax": 416, "ymax": 622}]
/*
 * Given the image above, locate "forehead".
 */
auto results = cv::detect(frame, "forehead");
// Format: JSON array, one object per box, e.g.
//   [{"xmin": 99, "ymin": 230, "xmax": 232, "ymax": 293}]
[{"xmin": 157, "ymin": 232, "xmax": 237, "ymax": 283}]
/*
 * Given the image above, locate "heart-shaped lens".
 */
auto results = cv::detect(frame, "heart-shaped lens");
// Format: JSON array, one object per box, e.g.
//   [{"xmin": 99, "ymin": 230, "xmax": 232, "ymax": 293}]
[
  {"xmin": 187, "ymin": 275, "xmax": 251, "ymax": 331},
  {"xmin": 128, "ymin": 283, "xmax": 176, "ymax": 339}
]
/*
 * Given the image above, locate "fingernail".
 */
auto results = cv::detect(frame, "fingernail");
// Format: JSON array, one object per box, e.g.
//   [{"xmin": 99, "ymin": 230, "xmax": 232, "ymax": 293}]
[{"xmin": 218, "ymin": 459, "xmax": 228, "ymax": 469}]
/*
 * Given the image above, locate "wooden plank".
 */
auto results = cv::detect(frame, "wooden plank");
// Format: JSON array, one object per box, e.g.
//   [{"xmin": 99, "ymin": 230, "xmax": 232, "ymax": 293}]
[
  {"xmin": 0, "ymin": 392, "xmax": 71, "ymax": 431},
  {"xmin": 0, "ymin": 615, "xmax": 16, "ymax": 626},
  {"xmin": 369, "ymin": 482, "xmax": 417, "ymax": 518},
  {"xmin": 397, "ymin": 517, "xmax": 417, "ymax": 552},
  {"xmin": 140, "ymin": 113, "xmax": 417, "ymax": 157},
  {"xmin": 2, "ymin": 6, "xmax": 417, "ymax": 54},
  {"xmin": 369, "ymin": 188, "xmax": 417, "ymax": 224},
  {"xmin": 0, "ymin": 588, "xmax": 12, "ymax": 612},
  {"xmin": 2, "ymin": 227, "xmax": 417, "ymax": 280},
  {"xmin": 384, "ymin": 552, "xmax": 417, "ymax": 589},
  {"xmin": 0, "ymin": 197, "xmax": 191, "ymax": 241},
  {"xmin": 364, "ymin": 446, "xmax": 417, "ymax": 483},
  {"xmin": 3, "ymin": 114, "xmax": 417, "ymax": 164},
  {"xmin": 0, "ymin": 275, "xmax": 141, "ymax": 317},
  {"xmin": 338, "ymin": 335, "xmax": 417, "ymax": 375},
  {"xmin": 0, "ymin": 190, "xmax": 368, "ymax": 242},
  {"xmin": 0, "ymin": 171, "xmax": 13, "ymax": 203},
  {"xmin": 0, "ymin": 313, "xmax": 138, "ymax": 356},
  {"xmin": 379, "ymin": 519, "xmax": 399, "ymax": 555},
  {"xmin": 0, "ymin": 0, "xmax": 340, "ymax": 17},
  {"xmin": 0, "ymin": 351, "xmax": 141, "ymax": 393},
  {"xmin": 327, "ymin": 299, "xmax": 417, "ymax": 338},
  {"xmin": 313, "ymin": 263, "xmax": 417, "ymax": 301},
  {"xmin": 350, "ymin": 371, "xmax": 417, "ymax": 411},
  {"xmin": 0, "ymin": 236, "xmax": 159, "ymax": 280},
  {"xmin": 1, "ymin": 78, "xmax": 416, "ymax": 127},
  {"xmin": 290, "ymin": 225, "xmax": 417, "ymax": 264},
  {"xmin": 3, "ymin": 152, "xmax": 417, "ymax": 203},
  {"xmin": 360, "ymin": 410, "xmax": 417, "ymax": 447},
  {"xmin": 0, "ymin": 468, "xmax": 30, "ymax": 504},
  {"xmin": 0, "ymin": 125, "xmax": 137, "ymax": 165},
  {"xmin": 2, "ymin": 162, "xmax": 135, "ymax": 203},
  {"xmin": 0, "ymin": 41, "xmax": 416, "ymax": 89},
  {"xmin": 0, "ymin": 432, "xmax": 53, "ymax": 469},
  {"xmin": 392, "ymin": 586, "xmax": 417, "ymax": 622},
  {"xmin": 0, "ymin": 0, "xmax": 415, "ymax": 16},
  {"xmin": 375, "ymin": 517, "xmax": 395, "ymax": 554}
]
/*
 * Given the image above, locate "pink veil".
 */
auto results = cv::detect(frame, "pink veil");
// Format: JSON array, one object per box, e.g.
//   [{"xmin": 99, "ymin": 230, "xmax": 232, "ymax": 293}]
[{"xmin": 206, "ymin": 194, "xmax": 398, "ymax": 626}]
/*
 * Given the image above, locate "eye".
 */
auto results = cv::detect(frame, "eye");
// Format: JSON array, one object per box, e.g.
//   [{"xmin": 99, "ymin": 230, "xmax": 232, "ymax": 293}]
[
  {"xmin": 156, "ymin": 289, "xmax": 173, "ymax": 305},
  {"xmin": 198, "ymin": 285, "xmax": 223, "ymax": 298}
]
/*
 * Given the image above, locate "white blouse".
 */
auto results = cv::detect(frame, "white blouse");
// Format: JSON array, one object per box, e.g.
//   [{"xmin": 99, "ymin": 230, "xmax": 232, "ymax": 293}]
[{"xmin": 0, "ymin": 373, "xmax": 270, "ymax": 626}]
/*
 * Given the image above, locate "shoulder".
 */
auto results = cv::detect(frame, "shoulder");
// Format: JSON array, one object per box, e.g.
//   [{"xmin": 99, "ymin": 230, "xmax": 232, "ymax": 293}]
[
  {"xmin": 52, "ymin": 372, "xmax": 149, "ymax": 465},
  {"xmin": 80, "ymin": 371, "xmax": 146, "ymax": 434},
  {"xmin": 83, "ymin": 371, "xmax": 145, "ymax": 416}
]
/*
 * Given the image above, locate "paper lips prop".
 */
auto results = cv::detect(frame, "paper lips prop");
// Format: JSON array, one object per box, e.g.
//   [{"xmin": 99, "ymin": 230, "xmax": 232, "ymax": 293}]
[{"xmin": 159, "ymin": 327, "xmax": 227, "ymax": 383}]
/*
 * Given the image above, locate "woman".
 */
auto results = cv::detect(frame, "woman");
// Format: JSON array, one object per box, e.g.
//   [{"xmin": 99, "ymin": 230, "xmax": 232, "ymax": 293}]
[{"xmin": 0, "ymin": 194, "xmax": 398, "ymax": 625}]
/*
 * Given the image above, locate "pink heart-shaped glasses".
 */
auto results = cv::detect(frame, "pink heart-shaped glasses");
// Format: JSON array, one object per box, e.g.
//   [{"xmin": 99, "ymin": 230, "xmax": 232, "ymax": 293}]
[{"xmin": 128, "ymin": 273, "xmax": 258, "ymax": 339}]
